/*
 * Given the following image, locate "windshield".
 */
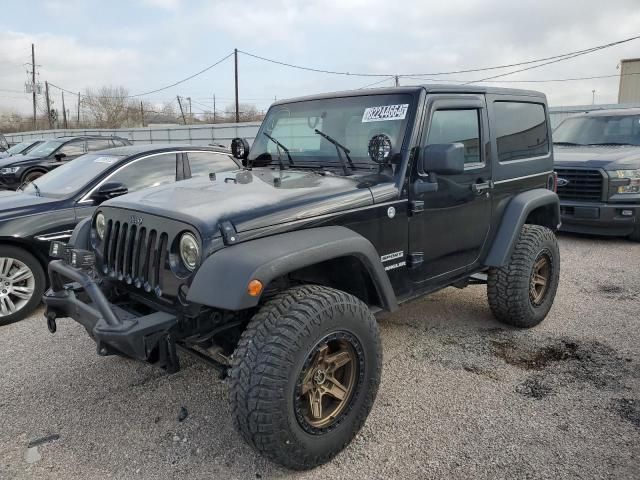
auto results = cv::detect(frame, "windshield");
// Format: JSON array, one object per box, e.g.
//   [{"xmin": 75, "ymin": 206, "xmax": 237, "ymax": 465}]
[
  {"xmin": 248, "ymin": 94, "xmax": 415, "ymax": 168},
  {"xmin": 21, "ymin": 153, "xmax": 125, "ymax": 198},
  {"xmin": 6, "ymin": 141, "xmax": 32, "ymax": 154},
  {"xmin": 554, "ymin": 114, "xmax": 640, "ymax": 146},
  {"xmin": 27, "ymin": 140, "xmax": 63, "ymax": 157}
]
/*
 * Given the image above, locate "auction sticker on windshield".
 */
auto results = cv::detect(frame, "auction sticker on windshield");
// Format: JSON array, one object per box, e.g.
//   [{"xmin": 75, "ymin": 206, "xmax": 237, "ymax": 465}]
[
  {"xmin": 362, "ymin": 104, "xmax": 409, "ymax": 122},
  {"xmin": 94, "ymin": 156, "xmax": 118, "ymax": 164}
]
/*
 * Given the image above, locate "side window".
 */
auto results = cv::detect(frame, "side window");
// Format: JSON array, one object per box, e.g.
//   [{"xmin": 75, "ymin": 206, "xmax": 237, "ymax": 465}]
[
  {"xmin": 107, "ymin": 153, "xmax": 177, "ymax": 193},
  {"xmin": 86, "ymin": 138, "xmax": 113, "ymax": 152},
  {"xmin": 494, "ymin": 102, "xmax": 548, "ymax": 162},
  {"xmin": 187, "ymin": 151, "xmax": 238, "ymax": 177},
  {"xmin": 58, "ymin": 140, "xmax": 85, "ymax": 156},
  {"xmin": 426, "ymin": 109, "xmax": 481, "ymax": 165}
]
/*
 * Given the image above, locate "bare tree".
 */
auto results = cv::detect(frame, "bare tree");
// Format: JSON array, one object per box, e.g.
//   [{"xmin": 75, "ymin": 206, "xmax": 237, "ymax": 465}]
[
  {"xmin": 82, "ymin": 86, "xmax": 136, "ymax": 128},
  {"xmin": 223, "ymin": 103, "xmax": 264, "ymax": 122}
]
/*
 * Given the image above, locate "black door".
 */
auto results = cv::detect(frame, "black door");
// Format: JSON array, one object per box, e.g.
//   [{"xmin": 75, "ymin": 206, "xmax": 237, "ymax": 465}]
[{"xmin": 409, "ymin": 94, "xmax": 492, "ymax": 284}]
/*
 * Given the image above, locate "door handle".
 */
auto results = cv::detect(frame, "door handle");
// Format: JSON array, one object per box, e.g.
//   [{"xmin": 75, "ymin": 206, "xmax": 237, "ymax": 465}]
[{"xmin": 471, "ymin": 180, "xmax": 493, "ymax": 194}]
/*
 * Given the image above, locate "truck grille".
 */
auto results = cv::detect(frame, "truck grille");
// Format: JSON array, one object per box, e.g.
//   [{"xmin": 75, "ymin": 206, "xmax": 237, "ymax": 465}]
[
  {"xmin": 555, "ymin": 168, "xmax": 604, "ymax": 201},
  {"xmin": 101, "ymin": 219, "xmax": 169, "ymax": 292}
]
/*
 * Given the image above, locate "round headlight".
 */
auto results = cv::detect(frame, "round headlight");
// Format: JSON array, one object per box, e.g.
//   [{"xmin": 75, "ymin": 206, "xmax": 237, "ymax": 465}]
[
  {"xmin": 95, "ymin": 213, "xmax": 106, "ymax": 240},
  {"xmin": 179, "ymin": 233, "xmax": 200, "ymax": 271}
]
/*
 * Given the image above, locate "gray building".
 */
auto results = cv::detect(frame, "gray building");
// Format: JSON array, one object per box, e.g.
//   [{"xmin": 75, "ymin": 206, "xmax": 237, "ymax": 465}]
[{"xmin": 618, "ymin": 58, "xmax": 640, "ymax": 103}]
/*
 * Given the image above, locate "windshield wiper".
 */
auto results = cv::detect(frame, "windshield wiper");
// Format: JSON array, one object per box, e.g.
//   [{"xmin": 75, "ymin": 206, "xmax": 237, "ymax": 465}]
[
  {"xmin": 553, "ymin": 141, "xmax": 583, "ymax": 146},
  {"xmin": 314, "ymin": 129, "xmax": 354, "ymax": 175},
  {"xmin": 30, "ymin": 181, "xmax": 41, "ymax": 197},
  {"xmin": 586, "ymin": 142, "xmax": 636, "ymax": 146},
  {"xmin": 263, "ymin": 132, "xmax": 294, "ymax": 170}
]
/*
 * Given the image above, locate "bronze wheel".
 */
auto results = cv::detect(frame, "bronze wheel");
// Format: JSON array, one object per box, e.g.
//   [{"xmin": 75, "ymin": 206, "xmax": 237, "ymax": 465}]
[
  {"xmin": 297, "ymin": 334, "xmax": 359, "ymax": 431},
  {"xmin": 529, "ymin": 252, "xmax": 551, "ymax": 306}
]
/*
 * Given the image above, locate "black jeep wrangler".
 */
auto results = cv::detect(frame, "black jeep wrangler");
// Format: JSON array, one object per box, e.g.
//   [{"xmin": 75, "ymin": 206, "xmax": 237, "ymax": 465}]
[{"xmin": 43, "ymin": 85, "xmax": 560, "ymax": 470}]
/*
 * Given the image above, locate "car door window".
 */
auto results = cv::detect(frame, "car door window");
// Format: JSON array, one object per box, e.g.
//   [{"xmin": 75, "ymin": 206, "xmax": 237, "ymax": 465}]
[
  {"xmin": 426, "ymin": 109, "xmax": 481, "ymax": 166},
  {"xmin": 58, "ymin": 140, "xmax": 85, "ymax": 157},
  {"xmin": 186, "ymin": 151, "xmax": 238, "ymax": 177},
  {"xmin": 107, "ymin": 153, "xmax": 177, "ymax": 193},
  {"xmin": 86, "ymin": 139, "xmax": 113, "ymax": 152}
]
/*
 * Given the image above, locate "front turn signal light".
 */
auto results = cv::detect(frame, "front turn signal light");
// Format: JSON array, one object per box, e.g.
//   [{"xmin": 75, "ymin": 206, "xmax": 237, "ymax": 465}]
[{"xmin": 247, "ymin": 279, "xmax": 263, "ymax": 297}]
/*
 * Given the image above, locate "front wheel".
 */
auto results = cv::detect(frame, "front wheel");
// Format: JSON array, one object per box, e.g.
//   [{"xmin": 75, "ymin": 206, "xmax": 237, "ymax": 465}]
[
  {"xmin": 487, "ymin": 224, "xmax": 560, "ymax": 328},
  {"xmin": 0, "ymin": 246, "xmax": 45, "ymax": 326},
  {"xmin": 229, "ymin": 285, "xmax": 381, "ymax": 470}
]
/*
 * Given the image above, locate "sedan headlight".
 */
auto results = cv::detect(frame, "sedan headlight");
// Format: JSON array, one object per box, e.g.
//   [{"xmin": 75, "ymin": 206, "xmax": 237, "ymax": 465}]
[
  {"xmin": 179, "ymin": 233, "xmax": 200, "ymax": 271},
  {"xmin": 0, "ymin": 166, "xmax": 20, "ymax": 175},
  {"xmin": 95, "ymin": 213, "xmax": 106, "ymax": 240},
  {"xmin": 614, "ymin": 169, "xmax": 640, "ymax": 194}
]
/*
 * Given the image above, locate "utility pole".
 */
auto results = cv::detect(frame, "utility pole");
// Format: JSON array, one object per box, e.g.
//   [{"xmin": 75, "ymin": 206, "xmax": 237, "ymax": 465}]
[
  {"xmin": 77, "ymin": 92, "xmax": 81, "ymax": 126},
  {"xmin": 177, "ymin": 95, "xmax": 187, "ymax": 125},
  {"xmin": 394, "ymin": 75, "xmax": 400, "ymax": 87},
  {"xmin": 45, "ymin": 81, "xmax": 52, "ymax": 129},
  {"xmin": 31, "ymin": 44, "xmax": 37, "ymax": 130},
  {"xmin": 592, "ymin": 89, "xmax": 596, "ymax": 105},
  {"xmin": 234, "ymin": 48, "xmax": 239, "ymax": 123},
  {"xmin": 186, "ymin": 97, "xmax": 192, "ymax": 120},
  {"xmin": 140, "ymin": 101, "xmax": 145, "ymax": 127},
  {"xmin": 213, "ymin": 94, "xmax": 216, "ymax": 123},
  {"xmin": 61, "ymin": 91, "xmax": 68, "ymax": 128}
]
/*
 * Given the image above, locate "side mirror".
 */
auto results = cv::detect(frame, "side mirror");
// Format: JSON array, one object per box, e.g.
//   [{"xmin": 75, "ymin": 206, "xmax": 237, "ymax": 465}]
[
  {"xmin": 54, "ymin": 152, "xmax": 66, "ymax": 161},
  {"xmin": 413, "ymin": 143, "xmax": 465, "ymax": 195},
  {"xmin": 421, "ymin": 143, "xmax": 465, "ymax": 175},
  {"xmin": 230, "ymin": 137, "xmax": 250, "ymax": 160},
  {"xmin": 90, "ymin": 182, "xmax": 128, "ymax": 202}
]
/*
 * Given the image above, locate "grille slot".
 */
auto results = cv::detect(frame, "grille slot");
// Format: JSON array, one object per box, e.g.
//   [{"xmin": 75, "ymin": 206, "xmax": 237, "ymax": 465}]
[
  {"xmin": 555, "ymin": 168, "xmax": 604, "ymax": 201},
  {"xmin": 102, "ymin": 221, "xmax": 168, "ymax": 291}
]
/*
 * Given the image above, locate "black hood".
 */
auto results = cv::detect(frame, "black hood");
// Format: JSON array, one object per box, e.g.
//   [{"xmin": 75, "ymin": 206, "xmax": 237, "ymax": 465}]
[
  {"xmin": 554, "ymin": 145, "xmax": 640, "ymax": 170},
  {"xmin": 0, "ymin": 153, "xmax": 47, "ymax": 169},
  {"xmin": 104, "ymin": 167, "xmax": 378, "ymax": 238},
  {"xmin": 0, "ymin": 189, "xmax": 61, "ymax": 222}
]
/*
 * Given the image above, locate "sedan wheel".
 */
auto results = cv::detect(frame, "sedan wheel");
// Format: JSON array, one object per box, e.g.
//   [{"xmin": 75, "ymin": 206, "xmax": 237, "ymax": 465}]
[
  {"xmin": 0, "ymin": 246, "xmax": 45, "ymax": 326},
  {"xmin": 0, "ymin": 257, "xmax": 36, "ymax": 316}
]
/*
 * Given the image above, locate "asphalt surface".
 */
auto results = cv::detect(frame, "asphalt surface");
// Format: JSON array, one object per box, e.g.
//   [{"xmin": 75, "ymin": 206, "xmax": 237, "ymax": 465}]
[{"xmin": 1, "ymin": 233, "xmax": 638, "ymax": 479}]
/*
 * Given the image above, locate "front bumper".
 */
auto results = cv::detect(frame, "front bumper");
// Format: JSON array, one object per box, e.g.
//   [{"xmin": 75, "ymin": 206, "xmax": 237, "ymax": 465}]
[
  {"xmin": 0, "ymin": 173, "xmax": 22, "ymax": 190},
  {"xmin": 43, "ymin": 260, "xmax": 178, "ymax": 363},
  {"xmin": 559, "ymin": 200, "xmax": 638, "ymax": 236}
]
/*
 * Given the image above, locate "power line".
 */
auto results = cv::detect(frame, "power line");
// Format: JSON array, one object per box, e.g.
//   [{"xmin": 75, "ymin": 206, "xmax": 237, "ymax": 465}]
[
  {"xmin": 239, "ymin": 34, "xmax": 640, "ymax": 78},
  {"xmin": 400, "ymin": 71, "xmax": 640, "ymax": 85},
  {"xmin": 48, "ymin": 51, "xmax": 234, "ymax": 99},
  {"xmin": 358, "ymin": 76, "xmax": 396, "ymax": 89}
]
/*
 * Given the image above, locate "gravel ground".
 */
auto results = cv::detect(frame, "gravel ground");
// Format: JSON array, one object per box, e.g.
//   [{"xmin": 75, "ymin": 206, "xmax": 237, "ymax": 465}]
[{"xmin": 1, "ymin": 233, "xmax": 639, "ymax": 480}]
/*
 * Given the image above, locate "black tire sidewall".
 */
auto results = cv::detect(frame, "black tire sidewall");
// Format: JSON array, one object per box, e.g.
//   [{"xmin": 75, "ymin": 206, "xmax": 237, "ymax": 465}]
[
  {"xmin": 281, "ymin": 303, "xmax": 380, "ymax": 459},
  {"xmin": 23, "ymin": 171, "xmax": 44, "ymax": 184},
  {"xmin": 0, "ymin": 245, "xmax": 45, "ymax": 325}
]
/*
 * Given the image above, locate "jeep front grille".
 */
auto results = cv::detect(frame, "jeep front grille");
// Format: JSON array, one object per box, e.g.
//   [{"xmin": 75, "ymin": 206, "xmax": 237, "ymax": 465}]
[
  {"xmin": 101, "ymin": 219, "xmax": 169, "ymax": 292},
  {"xmin": 555, "ymin": 168, "xmax": 604, "ymax": 201}
]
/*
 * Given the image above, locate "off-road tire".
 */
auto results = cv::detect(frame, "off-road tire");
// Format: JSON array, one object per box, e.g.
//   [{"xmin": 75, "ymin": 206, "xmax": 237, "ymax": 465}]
[
  {"xmin": 487, "ymin": 225, "xmax": 560, "ymax": 328},
  {"xmin": 229, "ymin": 285, "xmax": 381, "ymax": 470},
  {"xmin": 0, "ymin": 245, "xmax": 45, "ymax": 326},
  {"xmin": 628, "ymin": 225, "xmax": 640, "ymax": 242}
]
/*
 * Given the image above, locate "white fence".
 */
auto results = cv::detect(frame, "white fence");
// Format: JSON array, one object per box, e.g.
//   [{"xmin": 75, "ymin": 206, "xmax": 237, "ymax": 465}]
[{"xmin": 4, "ymin": 122, "xmax": 262, "ymax": 147}]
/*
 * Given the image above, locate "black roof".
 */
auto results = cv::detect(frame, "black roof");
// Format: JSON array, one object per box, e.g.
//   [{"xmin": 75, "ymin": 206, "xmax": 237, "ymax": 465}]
[
  {"xmin": 53, "ymin": 134, "xmax": 129, "ymax": 141},
  {"xmin": 272, "ymin": 84, "xmax": 546, "ymax": 106},
  {"xmin": 93, "ymin": 143, "xmax": 231, "ymax": 157}
]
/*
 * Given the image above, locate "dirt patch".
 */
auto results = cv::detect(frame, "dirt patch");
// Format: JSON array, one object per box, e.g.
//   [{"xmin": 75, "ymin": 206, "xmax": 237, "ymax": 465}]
[
  {"xmin": 515, "ymin": 377, "xmax": 553, "ymax": 399},
  {"xmin": 596, "ymin": 283, "xmax": 639, "ymax": 301},
  {"xmin": 490, "ymin": 338, "xmax": 584, "ymax": 370},
  {"xmin": 610, "ymin": 398, "xmax": 640, "ymax": 429}
]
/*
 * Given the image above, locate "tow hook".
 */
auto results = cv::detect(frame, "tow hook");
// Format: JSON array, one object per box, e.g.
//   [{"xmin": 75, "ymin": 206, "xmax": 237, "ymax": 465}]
[{"xmin": 46, "ymin": 311, "xmax": 57, "ymax": 333}]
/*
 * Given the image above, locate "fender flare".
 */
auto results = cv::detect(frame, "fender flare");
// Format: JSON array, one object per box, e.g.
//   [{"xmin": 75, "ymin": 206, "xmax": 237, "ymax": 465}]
[
  {"xmin": 484, "ymin": 188, "xmax": 560, "ymax": 267},
  {"xmin": 69, "ymin": 217, "xmax": 92, "ymax": 249},
  {"xmin": 187, "ymin": 226, "xmax": 399, "ymax": 312}
]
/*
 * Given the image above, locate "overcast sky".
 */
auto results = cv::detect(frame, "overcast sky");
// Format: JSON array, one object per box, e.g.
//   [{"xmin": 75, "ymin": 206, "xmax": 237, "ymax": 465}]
[{"xmin": 1, "ymin": 0, "xmax": 639, "ymax": 117}]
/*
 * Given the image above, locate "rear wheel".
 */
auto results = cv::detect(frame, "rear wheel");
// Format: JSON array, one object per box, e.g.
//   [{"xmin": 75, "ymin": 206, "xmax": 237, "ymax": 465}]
[
  {"xmin": 229, "ymin": 285, "xmax": 381, "ymax": 470},
  {"xmin": 21, "ymin": 170, "xmax": 45, "ymax": 188},
  {"xmin": 0, "ymin": 246, "xmax": 45, "ymax": 326},
  {"xmin": 487, "ymin": 225, "xmax": 560, "ymax": 328},
  {"xmin": 629, "ymin": 225, "xmax": 640, "ymax": 242}
]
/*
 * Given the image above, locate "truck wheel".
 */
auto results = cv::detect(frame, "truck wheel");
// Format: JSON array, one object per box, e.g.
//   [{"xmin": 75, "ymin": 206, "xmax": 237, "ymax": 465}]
[
  {"xmin": 229, "ymin": 285, "xmax": 381, "ymax": 470},
  {"xmin": 0, "ymin": 246, "xmax": 45, "ymax": 326},
  {"xmin": 487, "ymin": 225, "xmax": 560, "ymax": 328},
  {"xmin": 629, "ymin": 225, "xmax": 640, "ymax": 242}
]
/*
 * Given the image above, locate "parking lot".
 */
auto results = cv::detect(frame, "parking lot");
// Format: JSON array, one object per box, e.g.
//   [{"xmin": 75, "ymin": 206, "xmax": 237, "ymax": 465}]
[{"xmin": 0, "ymin": 233, "xmax": 638, "ymax": 480}]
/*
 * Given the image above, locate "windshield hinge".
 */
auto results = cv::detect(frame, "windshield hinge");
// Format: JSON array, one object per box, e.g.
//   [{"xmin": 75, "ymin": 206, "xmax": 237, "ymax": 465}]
[
  {"xmin": 407, "ymin": 253, "xmax": 424, "ymax": 269},
  {"xmin": 409, "ymin": 201, "xmax": 424, "ymax": 215},
  {"xmin": 220, "ymin": 221, "xmax": 238, "ymax": 245}
]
